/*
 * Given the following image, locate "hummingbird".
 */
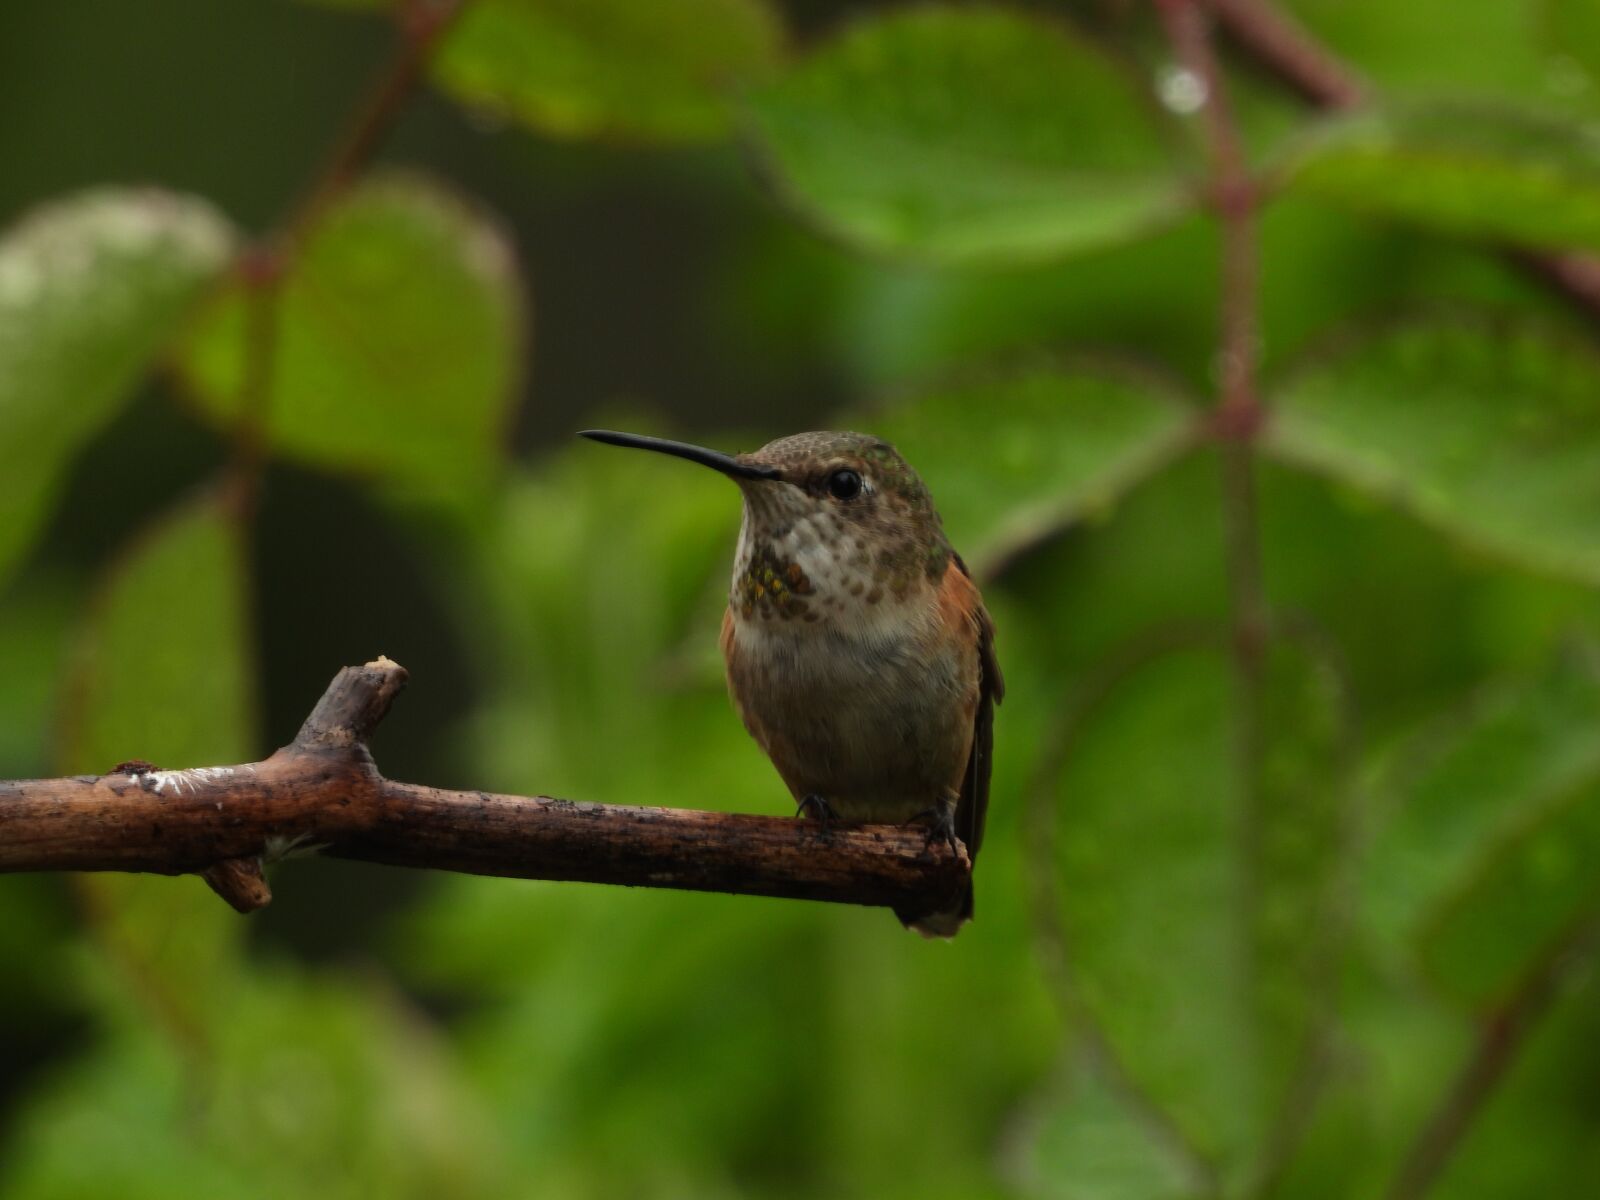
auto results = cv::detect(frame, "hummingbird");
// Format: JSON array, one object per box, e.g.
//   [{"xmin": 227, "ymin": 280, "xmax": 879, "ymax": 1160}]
[{"xmin": 581, "ymin": 429, "xmax": 1003, "ymax": 937}]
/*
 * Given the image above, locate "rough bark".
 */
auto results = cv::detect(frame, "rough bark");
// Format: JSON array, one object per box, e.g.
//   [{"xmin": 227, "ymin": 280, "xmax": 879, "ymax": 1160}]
[{"xmin": 0, "ymin": 658, "xmax": 968, "ymax": 915}]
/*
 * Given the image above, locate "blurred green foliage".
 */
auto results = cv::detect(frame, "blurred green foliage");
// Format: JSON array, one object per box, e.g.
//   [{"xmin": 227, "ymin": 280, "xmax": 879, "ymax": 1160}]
[
  {"xmin": 0, "ymin": 190, "xmax": 235, "ymax": 582},
  {"xmin": 2, "ymin": 1, "xmax": 1599, "ymax": 1198}
]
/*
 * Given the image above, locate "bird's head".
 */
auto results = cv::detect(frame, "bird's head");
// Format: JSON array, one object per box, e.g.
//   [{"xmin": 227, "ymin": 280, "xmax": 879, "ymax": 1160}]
[{"xmin": 580, "ymin": 429, "xmax": 951, "ymax": 627}]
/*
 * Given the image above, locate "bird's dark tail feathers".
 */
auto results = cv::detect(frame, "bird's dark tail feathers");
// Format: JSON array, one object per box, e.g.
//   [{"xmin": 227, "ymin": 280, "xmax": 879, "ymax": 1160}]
[{"xmin": 895, "ymin": 880, "xmax": 973, "ymax": 940}]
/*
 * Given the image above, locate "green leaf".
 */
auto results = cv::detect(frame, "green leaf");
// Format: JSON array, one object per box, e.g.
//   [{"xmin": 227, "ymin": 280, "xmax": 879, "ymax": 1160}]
[
  {"xmin": 1267, "ymin": 319, "xmax": 1600, "ymax": 587},
  {"xmin": 1017, "ymin": 1052, "xmax": 1209, "ymax": 1200},
  {"xmin": 1419, "ymin": 778, "xmax": 1600, "ymax": 1005},
  {"xmin": 1363, "ymin": 646, "xmax": 1600, "ymax": 1006},
  {"xmin": 874, "ymin": 358, "xmax": 1198, "ymax": 574},
  {"xmin": 1042, "ymin": 638, "xmax": 1348, "ymax": 1178},
  {"xmin": 1283, "ymin": 101, "xmax": 1600, "ymax": 255},
  {"xmin": 743, "ymin": 5, "xmax": 1190, "ymax": 266},
  {"xmin": 431, "ymin": 0, "xmax": 783, "ymax": 143},
  {"xmin": 1000, "ymin": 450, "xmax": 1600, "ymax": 1192},
  {"xmin": 0, "ymin": 189, "xmax": 234, "ymax": 588},
  {"xmin": 177, "ymin": 173, "xmax": 523, "ymax": 498},
  {"xmin": 61, "ymin": 494, "xmax": 254, "ymax": 774},
  {"xmin": 1279, "ymin": 0, "xmax": 1593, "ymax": 115}
]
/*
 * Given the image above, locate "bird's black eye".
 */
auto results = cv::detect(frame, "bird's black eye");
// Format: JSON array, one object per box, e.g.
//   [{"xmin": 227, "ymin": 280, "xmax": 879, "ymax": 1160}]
[{"xmin": 826, "ymin": 469, "xmax": 863, "ymax": 500}]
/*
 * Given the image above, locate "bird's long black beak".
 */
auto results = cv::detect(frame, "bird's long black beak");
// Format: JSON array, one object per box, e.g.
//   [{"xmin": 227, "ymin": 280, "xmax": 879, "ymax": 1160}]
[{"xmin": 579, "ymin": 430, "xmax": 781, "ymax": 481}]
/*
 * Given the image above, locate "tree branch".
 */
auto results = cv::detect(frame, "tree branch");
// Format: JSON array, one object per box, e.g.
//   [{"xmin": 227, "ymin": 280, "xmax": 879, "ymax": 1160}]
[{"xmin": 0, "ymin": 658, "xmax": 969, "ymax": 916}]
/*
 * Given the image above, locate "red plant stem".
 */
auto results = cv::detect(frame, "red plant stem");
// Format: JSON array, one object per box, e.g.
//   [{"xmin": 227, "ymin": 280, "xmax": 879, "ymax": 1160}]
[
  {"xmin": 288, "ymin": 0, "xmax": 470, "ymax": 237},
  {"xmin": 227, "ymin": 0, "xmax": 472, "ymax": 505},
  {"xmin": 1159, "ymin": 0, "xmax": 1259, "ymax": 425},
  {"xmin": 1208, "ymin": 0, "xmax": 1600, "ymax": 330},
  {"xmin": 1202, "ymin": 2, "xmax": 1600, "ymax": 1191},
  {"xmin": 1155, "ymin": 0, "xmax": 1266, "ymax": 621},
  {"xmin": 1382, "ymin": 917, "xmax": 1600, "ymax": 1200},
  {"xmin": 124, "ymin": 0, "xmax": 472, "ymax": 1046},
  {"xmin": 1157, "ymin": 0, "xmax": 1272, "ymax": 1109},
  {"xmin": 1209, "ymin": 0, "xmax": 1364, "ymax": 108},
  {"xmin": 221, "ymin": 243, "xmax": 282, "ymax": 524}
]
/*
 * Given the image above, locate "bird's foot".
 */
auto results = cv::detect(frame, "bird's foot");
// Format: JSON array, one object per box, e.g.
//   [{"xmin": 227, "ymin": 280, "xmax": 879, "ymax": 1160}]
[
  {"xmin": 905, "ymin": 804, "xmax": 961, "ymax": 860},
  {"xmin": 795, "ymin": 793, "xmax": 837, "ymax": 833}
]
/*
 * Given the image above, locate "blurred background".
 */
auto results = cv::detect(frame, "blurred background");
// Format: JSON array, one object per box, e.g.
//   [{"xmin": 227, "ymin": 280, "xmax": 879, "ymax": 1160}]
[{"xmin": 3, "ymin": 0, "xmax": 1599, "ymax": 1196}]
